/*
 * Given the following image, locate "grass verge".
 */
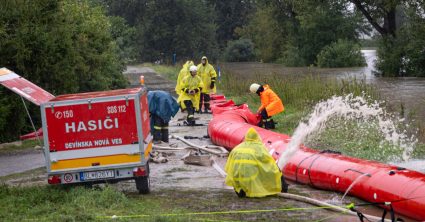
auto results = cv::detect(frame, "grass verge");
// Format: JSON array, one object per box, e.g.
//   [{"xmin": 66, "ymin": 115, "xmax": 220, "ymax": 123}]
[
  {"xmin": 0, "ymin": 185, "xmax": 323, "ymax": 221},
  {"xmin": 0, "ymin": 140, "xmax": 41, "ymax": 155},
  {"xmin": 220, "ymin": 71, "xmax": 425, "ymax": 162}
]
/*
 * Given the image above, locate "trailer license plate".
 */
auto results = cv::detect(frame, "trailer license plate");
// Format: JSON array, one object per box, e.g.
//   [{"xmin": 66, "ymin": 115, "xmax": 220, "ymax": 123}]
[{"xmin": 80, "ymin": 170, "xmax": 115, "ymax": 181}]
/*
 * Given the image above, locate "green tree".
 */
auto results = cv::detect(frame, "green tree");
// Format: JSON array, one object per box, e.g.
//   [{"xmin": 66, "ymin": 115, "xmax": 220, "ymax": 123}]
[
  {"xmin": 0, "ymin": 0, "xmax": 127, "ymax": 142},
  {"xmin": 239, "ymin": 0, "xmax": 365, "ymax": 66},
  {"xmin": 207, "ymin": 0, "xmax": 255, "ymax": 48},
  {"xmin": 223, "ymin": 39, "xmax": 255, "ymax": 62},
  {"xmin": 138, "ymin": 0, "xmax": 218, "ymax": 62},
  {"xmin": 237, "ymin": 2, "xmax": 291, "ymax": 62},
  {"xmin": 350, "ymin": 0, "xmax": 425, "ymax": 77},
  {"xmin": 317, "ymin": 39, "xmax": 366, "ymax": 68},
  {"xmin": 101, "ymin": 0, "xmax": 219, "ymax": 63}
]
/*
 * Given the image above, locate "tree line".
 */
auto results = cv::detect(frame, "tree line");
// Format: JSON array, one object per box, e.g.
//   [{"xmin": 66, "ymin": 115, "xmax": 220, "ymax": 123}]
[{"xmin": 0, "ymin": 0, "xmax": 424, "ymax": 142}]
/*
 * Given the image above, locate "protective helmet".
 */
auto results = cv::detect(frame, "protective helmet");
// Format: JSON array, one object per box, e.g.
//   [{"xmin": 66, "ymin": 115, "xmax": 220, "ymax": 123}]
[
  {"xmin": 189, "ymin": 65, "xmax": 197, "ymax": 72},
  {"xmin": 201, "ymin": 56, "xmax": 207, "ymax": 60},
  {"xmin": 249, "ymin": 83, "xmax": 261, "ymax": 93}
]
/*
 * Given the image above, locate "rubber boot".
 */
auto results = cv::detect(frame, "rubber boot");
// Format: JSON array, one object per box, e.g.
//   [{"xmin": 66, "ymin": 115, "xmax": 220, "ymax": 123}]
[
  {"xmin": 265, "ymin": 119, "xmax": 276, "ymax": 129},
  {"xmin": 257, "ymin": 120, "xmax": 264, "ymax": 128},
  {"xmin": 235, "ymin": 189, "xmax": 246, "ymax": 198},
  {"xmin": 204, "ymin": 94, "xmax": 211, "ymax": 113},
  {"xmin": 281, "ymin": 176, "xmax": 289, "ymax": 193},
  {"xmin": 161, "ymin": 126, "xmax": 169, "ymax": 143}
]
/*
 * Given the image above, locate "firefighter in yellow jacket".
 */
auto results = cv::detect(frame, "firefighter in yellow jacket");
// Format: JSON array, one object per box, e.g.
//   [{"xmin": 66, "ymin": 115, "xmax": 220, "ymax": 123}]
[
  {"xmin": 250, "ymin": 83, "xmax": 284, "ymax": 129},
  {"xmin": 197, "ymin": 56, "xmax": 217, "ymax": 113},
  {"xmin": 225, "ymin": 127, "xmax": 288, "ymax": 197},
  {"xmin": 175, "ymin": 60, "xmax": 194, "ymax": 95},
  {"xmin": 177, "ymin": 65, "xmax": 204, "ymax": 125}
]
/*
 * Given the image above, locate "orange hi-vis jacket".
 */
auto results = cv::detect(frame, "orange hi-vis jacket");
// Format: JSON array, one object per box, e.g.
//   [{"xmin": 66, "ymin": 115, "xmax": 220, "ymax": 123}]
[{"xmin": 257, "ymin": 85, "xmax": 284, "ymax": 117}]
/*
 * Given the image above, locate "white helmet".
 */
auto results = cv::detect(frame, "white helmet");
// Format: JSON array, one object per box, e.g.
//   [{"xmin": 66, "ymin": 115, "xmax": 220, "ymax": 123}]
[
  {"xmin": 250, "ymin": 83, "xmax": 261, "ymax": 93},
  {"xmin": 189, "ymin": 65, "xmax": 197, "ymax": 72}
]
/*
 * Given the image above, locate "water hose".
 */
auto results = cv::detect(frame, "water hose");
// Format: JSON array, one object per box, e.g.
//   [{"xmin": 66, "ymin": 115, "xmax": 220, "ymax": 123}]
[{"xmin": 276, "ymin": 193, "xmax": 391, "ymax": 222}]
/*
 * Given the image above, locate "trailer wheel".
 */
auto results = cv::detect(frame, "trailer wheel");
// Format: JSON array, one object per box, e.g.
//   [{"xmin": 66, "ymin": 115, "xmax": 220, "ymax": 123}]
[{"xmin": 135, "ymin": 163, "xmax": 150, "ymax": 194}]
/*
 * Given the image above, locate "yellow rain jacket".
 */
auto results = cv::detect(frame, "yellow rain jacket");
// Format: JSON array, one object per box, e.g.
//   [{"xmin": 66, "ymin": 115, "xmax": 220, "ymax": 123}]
[
  {"xmin": 225, "ymin": 128, "xmax": 282, "ymax": 197},
  {"xmin": 175, "ymin": 61, "xmax": 194, "ymax": 95},
  {"xmin": 177, "ymin": 74, "xmax": 204, "ymax": 111},
  {"xmin": 257, "ymin": 84, "xmax": 284, "ymax": 116},
  {"xmin": 197, "ymin": 57, "xmax": 217, "ymax": 94}
]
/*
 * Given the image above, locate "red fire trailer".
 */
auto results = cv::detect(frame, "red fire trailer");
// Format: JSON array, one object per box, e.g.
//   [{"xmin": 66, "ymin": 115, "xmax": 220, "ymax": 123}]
[{"xmin": 0, "ymin": 68, "xmax": 152, "ymax": 193}]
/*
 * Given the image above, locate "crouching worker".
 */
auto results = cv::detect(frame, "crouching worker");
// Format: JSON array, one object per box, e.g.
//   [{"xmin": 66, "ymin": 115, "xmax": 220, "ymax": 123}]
[
  {"xmin": 177, "ymin": 65, "xmax": 204, "ymax": 126},
  {"xmin": 249, "ymin": 83, "xmax": 284, "ymax": 129},
  {"xmin": 225, "ymin": 127, "xmax": 288, "ymax": 198},
  {"xmin": 148, "ymin": 90, "xmax": 179, "ymax": 143}
]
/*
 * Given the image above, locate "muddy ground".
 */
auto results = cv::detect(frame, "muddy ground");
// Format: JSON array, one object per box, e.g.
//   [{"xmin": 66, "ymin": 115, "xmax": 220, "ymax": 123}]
[{"xmin": 0, "ymin": 65, "xmax": 414, "ymax": 221}]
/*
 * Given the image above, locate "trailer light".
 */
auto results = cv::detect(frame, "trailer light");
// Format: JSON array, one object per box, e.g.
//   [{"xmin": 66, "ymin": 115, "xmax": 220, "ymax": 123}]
[
  {"xmin": 48, "ymin": 175, "xmax": 62, "ymax": 184},
  {"xmin": 133, "ymin": 167, "xmax": 146, "ymax": 177}
]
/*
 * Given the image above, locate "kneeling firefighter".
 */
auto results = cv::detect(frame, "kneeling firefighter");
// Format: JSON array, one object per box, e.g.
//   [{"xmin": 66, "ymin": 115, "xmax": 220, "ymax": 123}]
[
  {"xmin": 249, "ymin": 83, "xmax": 284, "ymax": 129},
  {"xmin": 225, "ymin": 127, "xmax": 289, "ymax": 197},
  {"xmin": 147, "ymin": 90, "xmax": 180, "ymax": 143},
  {"xmin": 177, "ymin": 65, "xmax": 204, "ymax": 125}
]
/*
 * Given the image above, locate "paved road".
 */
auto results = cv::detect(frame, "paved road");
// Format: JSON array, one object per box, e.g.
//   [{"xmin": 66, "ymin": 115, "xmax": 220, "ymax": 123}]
[
  {"xmin": 0, "ymin": 151, "xmax": 44, "ymax": 177},
  {"xmin": 124, "ymin": 65, "xmax": 177, "ymax": 96}
]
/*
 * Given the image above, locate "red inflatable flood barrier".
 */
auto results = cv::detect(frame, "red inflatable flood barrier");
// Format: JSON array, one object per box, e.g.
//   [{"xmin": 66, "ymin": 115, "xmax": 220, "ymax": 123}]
[{"xmin": 208, "ymin": 97, "xmax": 425, "ymax": 221}]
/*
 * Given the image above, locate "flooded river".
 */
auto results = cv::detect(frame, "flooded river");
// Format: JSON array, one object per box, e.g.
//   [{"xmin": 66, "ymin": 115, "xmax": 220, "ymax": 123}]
[{"xmin": 221, "ymin": 50, "xmax": 425, "ymax": 128}]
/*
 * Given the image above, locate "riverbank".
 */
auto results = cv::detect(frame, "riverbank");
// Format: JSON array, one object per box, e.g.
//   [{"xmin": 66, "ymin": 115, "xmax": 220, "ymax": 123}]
[{"xmin": 149, "ymin": 63, "xmax": 425, "ymax": 163}]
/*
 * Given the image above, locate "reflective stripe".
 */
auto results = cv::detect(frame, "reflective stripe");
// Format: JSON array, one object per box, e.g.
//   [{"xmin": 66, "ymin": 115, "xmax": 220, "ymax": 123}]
[
  {"xmin": 234, "ymin": 149, "xmax": 256, "ymax": 155},
  {"xmin": 204, "ymin": 102, "xmax": 210, "ymax": 104},
  {"xmin": 50, "ymin": 144, "xmax": 140, "ymax": 160},
  {"xmin": 154, "ymin": 125, "xmax": 162, "ymax": 130},
  {"xmin": 188, "ymin": 115, "xmax": 194, "ymax": 118},
  {"xmin": 233, "ymin": 171, "xmax": 259, "ymax": 182},
  {"xmin": 161, "ymin": 126, "xmax": 169, "ymax": 129},
  {"xmin": 50, "ymin": 154, "xmax": 141, "ymax": 171},
  {"xmin": 234, "ymin": 159, "xmax": 259, "ymax": 165},
  {"xmin": 144, "ymin": 142, "xmax": 153, "ymax": 158}
]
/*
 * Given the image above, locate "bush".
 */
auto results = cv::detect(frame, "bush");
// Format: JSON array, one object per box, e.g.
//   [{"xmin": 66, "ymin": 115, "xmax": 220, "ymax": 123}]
[
  {"xmin": 224, "ymin": 39, "xmax": 255, "ymax": 62},
  {"xmin": 317, "ymin": 39, "xmax": 366, "ymax": 68},
  {"xmin": 277, "ymin": 45, "xmax": 307, "ymax": 67}
]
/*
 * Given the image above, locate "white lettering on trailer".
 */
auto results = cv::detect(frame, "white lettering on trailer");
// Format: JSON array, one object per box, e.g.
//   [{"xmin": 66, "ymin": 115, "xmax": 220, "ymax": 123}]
[
  {"xmin": 64, "ymin": 118, "xmax": 119, "ymax": 133},
  {"xmin": 77, "ymin": 121, "xmax": 87, "ymax": 132},
  {"xmin": 65, "ymin": 141, "xmax": 93, "ymax": 149},
  {"xmin": 93, "ymin": 139, "xmax": 109, "ymax": 146},
  {"xmin": 63, "ymin": 138, "xmax": 122, "ymax": 149},
  {"xmin": 65, "ymin": 122, "xmax": 75, "ymax": 133},
  {"xmin": 104, "ymin": 119, "xmax": 113, "ymax": 129},
  {"xmin": 111, "ymin": 138, "xmax": 122, "ymax": 145}
]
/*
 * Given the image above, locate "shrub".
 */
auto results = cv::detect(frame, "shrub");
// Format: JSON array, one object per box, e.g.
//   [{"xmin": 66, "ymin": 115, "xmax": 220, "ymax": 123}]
[
  {"xmin": 277, "ymin": 45, "xmax": 307, "ymax": 67},
  {"xmin": 317, "ymin": 39, "xmax": 366, "ymax": 68},
  {"xmin": 223, "ymin": 39, "xmax": 255, "ymax": 62}
]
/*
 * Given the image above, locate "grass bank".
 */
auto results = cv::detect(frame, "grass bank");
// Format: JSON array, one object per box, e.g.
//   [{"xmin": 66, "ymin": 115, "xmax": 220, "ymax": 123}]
[
  {"xmin": 150, "ymin": 63, "xmax": 424, "ymax": 162},
  {"xmin": 0, "ymin": 184, "xmax": 327, "ymax": 221},
  {"xmin": 220, "ymin": 71, "xmax": 425, "ymax": 162}
]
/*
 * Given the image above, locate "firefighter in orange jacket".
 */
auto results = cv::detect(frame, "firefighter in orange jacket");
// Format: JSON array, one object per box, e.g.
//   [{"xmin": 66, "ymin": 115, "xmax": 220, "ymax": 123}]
[{"xmin": 249, "ymin": 83, "xmax": 284, "ymax": 129}]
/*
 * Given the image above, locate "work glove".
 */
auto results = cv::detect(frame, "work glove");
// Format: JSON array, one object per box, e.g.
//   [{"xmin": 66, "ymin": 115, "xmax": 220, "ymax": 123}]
[{"xmin": 210, "ymin": 82, "xmax": 215, "ymax": 89}]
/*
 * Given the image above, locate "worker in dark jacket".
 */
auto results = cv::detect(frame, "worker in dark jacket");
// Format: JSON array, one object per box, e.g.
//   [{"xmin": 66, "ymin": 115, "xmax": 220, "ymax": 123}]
[{"xmin": 147, "ymin": 90, "xmax": 179, "ymax": 143}]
